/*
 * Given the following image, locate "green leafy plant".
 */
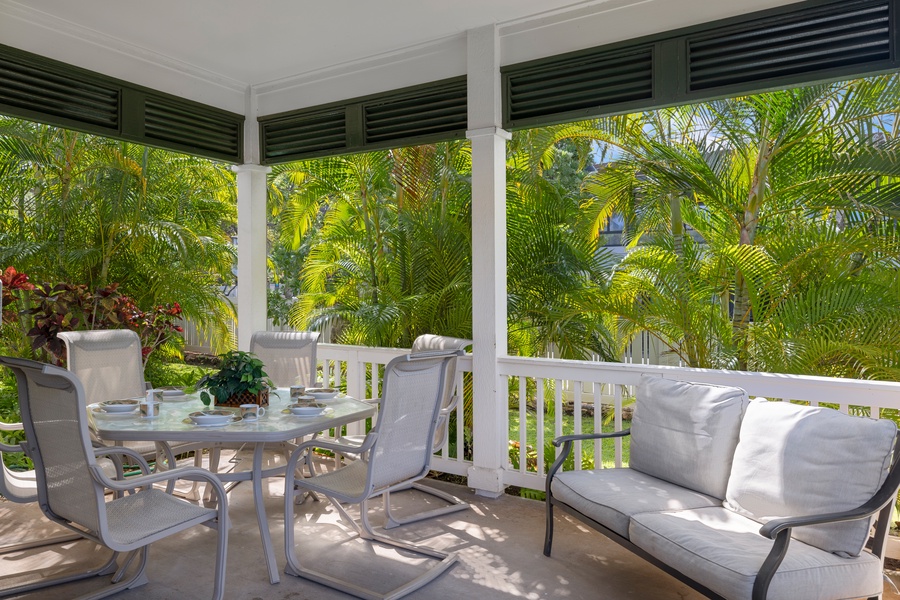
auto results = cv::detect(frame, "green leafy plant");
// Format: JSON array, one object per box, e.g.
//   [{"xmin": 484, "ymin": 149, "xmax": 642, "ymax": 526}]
[{"xmin": 197, "ymin": 350, "xmax": 271, "ymax": 405}]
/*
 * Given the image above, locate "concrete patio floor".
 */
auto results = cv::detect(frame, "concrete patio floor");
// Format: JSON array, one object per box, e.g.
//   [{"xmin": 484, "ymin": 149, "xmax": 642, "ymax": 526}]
[{"xmin": 1, "ymin": 454, "xmax": 898, "ymax": 600}]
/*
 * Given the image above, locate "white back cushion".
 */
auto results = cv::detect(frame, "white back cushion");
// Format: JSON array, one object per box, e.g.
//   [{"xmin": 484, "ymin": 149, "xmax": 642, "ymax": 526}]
[
  {"xmin": 629, "ymin": 376, "xmax": 749, "ymax": 499},
  {"xmin": 725, "ymin": 399, "xmax": 896, "ymax": 557}
]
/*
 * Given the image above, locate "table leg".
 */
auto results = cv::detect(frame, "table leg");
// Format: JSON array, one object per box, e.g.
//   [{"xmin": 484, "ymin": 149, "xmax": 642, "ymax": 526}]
[{"xmin": 253, "ymin": 443, "xmax": 280, "ymax": 585}]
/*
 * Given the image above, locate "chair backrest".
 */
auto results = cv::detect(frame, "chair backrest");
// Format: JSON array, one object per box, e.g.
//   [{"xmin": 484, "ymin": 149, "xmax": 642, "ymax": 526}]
[
  {"xmin": 249, "ymin": 331, "xmax": 320, "ymax": 388},
  {"xmin": 0, "ymin": 356, "xmax": 108, "ymax": 541},
  {"xmin": 58, "ymin": 330, "xmax": 146, "ymax": 405},
  {"xmin": 367, "ymin": 350, "xmax": 462, "ymax": 492},
  {"xmin": 411, "ymin": 334, "xmax": 472, "ymax": 449}
]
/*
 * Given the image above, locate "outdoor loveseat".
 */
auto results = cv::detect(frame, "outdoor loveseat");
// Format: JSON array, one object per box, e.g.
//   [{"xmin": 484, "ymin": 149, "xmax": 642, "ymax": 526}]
[{"xmin": 545, "ymin": 375, "xmax": 900, "ymax": 600}]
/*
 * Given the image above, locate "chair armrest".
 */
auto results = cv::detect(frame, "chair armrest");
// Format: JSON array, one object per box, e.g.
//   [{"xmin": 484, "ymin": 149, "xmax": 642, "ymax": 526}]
[
  {"xmin": 0, "ymin": 421, "xmax": 23, "ymax": 432},
  {"xmin": 92, "ymin": 446, "xmax": 152, "ymax": 474},
  {"xmin": 286, "ymin": 433, "xmax": 378, "ymax": 473},
  {"xmin": 92, "ymin": 464, "xmax": 228, "ymax": 500}
]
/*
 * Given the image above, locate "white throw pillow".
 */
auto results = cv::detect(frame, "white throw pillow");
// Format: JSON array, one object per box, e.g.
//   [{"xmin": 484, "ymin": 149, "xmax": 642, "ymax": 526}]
[
  {"xmin": 725, "ymin": 399, "xmax": 897, "ymax": 557},
  {"xmin": 629, "ymin": 376, "xmax": 749, "ymax": 499}
]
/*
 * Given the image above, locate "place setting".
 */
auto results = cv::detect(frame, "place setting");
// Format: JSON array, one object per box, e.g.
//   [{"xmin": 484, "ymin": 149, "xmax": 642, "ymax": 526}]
[
  {"xmin": 183, "ymin": 409, "xmax": 243, "ymax": 427},
  {"xmin": 89, "ymin": 398, "xmax": 142, "ymax": 419}
]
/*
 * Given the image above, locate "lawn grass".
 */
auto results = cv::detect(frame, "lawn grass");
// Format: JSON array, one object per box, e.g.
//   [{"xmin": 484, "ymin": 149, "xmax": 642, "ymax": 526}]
[{"xmin": 508, "ymin": 410, "xmax": 631, "ymax": 471}]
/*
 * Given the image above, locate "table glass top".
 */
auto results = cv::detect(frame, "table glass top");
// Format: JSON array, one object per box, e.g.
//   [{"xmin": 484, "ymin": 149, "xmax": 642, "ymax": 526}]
[{"xmin": 91, "ymin": 388, "xmax": 374, "ymax": 442}]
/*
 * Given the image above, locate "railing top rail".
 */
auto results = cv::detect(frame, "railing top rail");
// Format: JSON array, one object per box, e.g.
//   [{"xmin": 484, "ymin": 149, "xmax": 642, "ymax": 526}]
[{"xmin": 499, "ymin": 356, "xmax": 900, "ymax": 406}]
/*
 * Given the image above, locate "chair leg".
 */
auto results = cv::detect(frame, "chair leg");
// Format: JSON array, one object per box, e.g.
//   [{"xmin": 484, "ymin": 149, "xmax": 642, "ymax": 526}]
[
  {"xmin": 382, "ymin": 483, "xmax": 469, "ymax": 529},
  {"xmin": 0, "ymin": 547, "xmax": 147, "ymax": 600},
  {"xmin": 544, "ymin": 499, "xmax": 554, "ymax": 556},
  {"xmin": 285, "ymin": 492, "xmax": 457, "ymax": 600}
]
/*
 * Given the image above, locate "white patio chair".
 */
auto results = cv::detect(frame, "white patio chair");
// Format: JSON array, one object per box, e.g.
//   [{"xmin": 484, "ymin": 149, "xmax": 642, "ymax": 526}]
[
  {"xmin": 339, "ymin": 334, "xmax": 472, "ymax": 528},
  {"xmin": 283, "ymin": 350, "xmax": 463, "ymax": 600},
  {"xmin": 0, "ymin": 355, "xmax": 228, "ymax": 600},
  {"xmin": 249, "ymin": 330, "xmax": 320, "ymax": 387},
  {"xmin": 58, "ymin": 330, "xmax": 206, "ymax": 494}
]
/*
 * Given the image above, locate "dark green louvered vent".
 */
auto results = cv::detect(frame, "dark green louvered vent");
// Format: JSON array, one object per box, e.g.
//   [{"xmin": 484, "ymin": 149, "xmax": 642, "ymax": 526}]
[
  {"xmin": 688, "ymin": 0, "xmax": 891, "ymax": 92},
  {"xmin": 364, "ymin": 79, "xmax": 467, "ymax": 144},
  {"xmin": 259, "ymin": 77, "xmax": 466, "ymax": 164},
  {"xmin": 0, "ymin": 51, "xmax": 119, "ymax": 131},
  {"xmin": 261, "ymin": 109, "xmax": 347, "ymax": 163},
  {"xmin": 0, "ymin": 43, "xmax": 243, "ymax": 163},
  {"xmin": 502, "ymin": 0, "xmax": 900, "ymax": 129},
  {"xmin": 144, "ymin": 95, "xmax": 242, "ymax": 160},
  {"xmin": 504, "ymin": 46, "xmax": 653, "ymax": 126}
]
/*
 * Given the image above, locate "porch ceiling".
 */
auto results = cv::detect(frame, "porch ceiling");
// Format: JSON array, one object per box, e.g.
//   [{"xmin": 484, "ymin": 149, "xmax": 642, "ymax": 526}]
[{"xmin": 0, "ymin": 0, "xmax": 803, "ymax": 115}]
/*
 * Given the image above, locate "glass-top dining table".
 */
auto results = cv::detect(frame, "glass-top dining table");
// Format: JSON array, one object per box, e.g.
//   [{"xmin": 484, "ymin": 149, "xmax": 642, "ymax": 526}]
[{"xmin": 90, "ymin": 388, "xmax": 376, "ymax": 585}]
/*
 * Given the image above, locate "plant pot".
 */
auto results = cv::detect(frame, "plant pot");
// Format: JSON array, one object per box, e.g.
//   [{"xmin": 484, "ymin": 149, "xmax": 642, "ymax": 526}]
[{"xmin": 215, "ymin": 388, "xmax": 269, "ymax": 408}]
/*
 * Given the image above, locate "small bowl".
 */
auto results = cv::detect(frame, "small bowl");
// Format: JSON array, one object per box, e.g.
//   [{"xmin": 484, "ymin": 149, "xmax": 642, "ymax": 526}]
[
  {"xmin": 305, "ymin": 387, "xmax": 339, "ymax": 399},
  {"xmin": 188, "ymin": 410, "xmax": 233, "ymax": 425},
  {"xmin": 99, "ymin": 398, "xmax": 141, "ymax": 413},
  {"xmin": 288, "ymin": 402, "xmax": 326, "ymax": 416}
]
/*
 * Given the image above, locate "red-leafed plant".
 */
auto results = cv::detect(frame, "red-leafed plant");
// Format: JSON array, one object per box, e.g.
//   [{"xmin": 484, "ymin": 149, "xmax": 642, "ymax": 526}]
[{"xmin": 15, "ymin": 275, "xmax": 184, "ymax": 366}]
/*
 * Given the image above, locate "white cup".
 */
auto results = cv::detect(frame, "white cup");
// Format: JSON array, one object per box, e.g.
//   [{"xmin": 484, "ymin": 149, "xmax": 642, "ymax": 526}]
[{"xmin": 240, "ymin": 404, "xmax": 266, "ymax": 420}]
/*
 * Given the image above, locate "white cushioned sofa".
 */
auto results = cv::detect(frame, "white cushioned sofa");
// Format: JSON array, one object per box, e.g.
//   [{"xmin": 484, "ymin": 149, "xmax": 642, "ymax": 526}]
[{"xmin": 544, "ymin": 375, "xmax": 900, "ymax": 600}]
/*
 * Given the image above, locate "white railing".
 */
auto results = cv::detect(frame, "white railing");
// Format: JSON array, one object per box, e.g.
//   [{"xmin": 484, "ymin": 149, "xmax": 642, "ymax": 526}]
[{"xmin": 314, "ymin": 344, "xmax": 900, "ymax": 492}]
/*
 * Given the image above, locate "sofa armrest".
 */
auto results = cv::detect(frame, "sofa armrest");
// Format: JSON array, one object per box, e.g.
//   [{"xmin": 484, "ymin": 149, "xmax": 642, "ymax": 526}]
[
  {"xmin": 546, "ymin": 429, "xmax": 632, "ymax": 494},
  {"xmin": 552, "ymin": 429, "xmax": 631, "ymax": 447},
  {"xmin": 759, "ymin": 463, "xmax": 900, "ymax": 539},
  {"xmin": 752, "ymin": 452, "xmax": 900, "ymax": 600}
]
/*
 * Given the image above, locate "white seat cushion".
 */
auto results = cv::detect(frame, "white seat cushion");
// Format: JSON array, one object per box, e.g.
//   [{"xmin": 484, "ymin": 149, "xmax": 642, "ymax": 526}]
[
  {"xmin": 630, "ymin": 376, "xmax": 749, "ymax": 499},
  {"xmin": 551, "ymin": 468, "xmax": 720, "ymax": 537},
  {"xmin": 725, "ymin": 399, "xmax": 896, "ymax": 557},
  {"xmin": 630, "ymin": 507, "xmax": 884, "ymax": 600}
]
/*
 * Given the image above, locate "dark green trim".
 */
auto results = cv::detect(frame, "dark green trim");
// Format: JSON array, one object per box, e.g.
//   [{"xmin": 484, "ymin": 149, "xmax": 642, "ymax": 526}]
[
  {"xmin": 502, "ymin": 0, "xmax": 900, "ymax": 129},
  {"xmin": 0, "ymin": 43, "xmax": 244, "ymax": 163},
  {"xmin": 259, "ymin": 76, "xmax": 467, "ymax": 164}
]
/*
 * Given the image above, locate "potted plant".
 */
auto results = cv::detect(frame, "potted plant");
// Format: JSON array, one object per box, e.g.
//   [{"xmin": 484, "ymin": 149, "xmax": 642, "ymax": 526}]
[{"xmin": 197, "ymin": 350, "xmax": 272, "ymax": 407}]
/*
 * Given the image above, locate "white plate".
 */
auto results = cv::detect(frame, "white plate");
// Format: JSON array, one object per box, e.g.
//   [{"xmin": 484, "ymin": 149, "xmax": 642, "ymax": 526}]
[
  {"xmin": 99, "ymin": 399, "xmax": 141, "ymax": 413},
  {"xmin": 287, "ymin": 402, "xmax": 327, "ymax": 416},
  {"xmin": 160, "ymin": 386, "xmax": 186, "ymax": 397},
  {"xmin": 90, "ymin": 404, "xmax": 138, "ymax": 419},
  {"xmin": 305, "ymin": 388, "xmax": 339, "ymax": 399},
  {"xmin": 282, "ymin": 406, "xmax": 333, "ymax": 418}
]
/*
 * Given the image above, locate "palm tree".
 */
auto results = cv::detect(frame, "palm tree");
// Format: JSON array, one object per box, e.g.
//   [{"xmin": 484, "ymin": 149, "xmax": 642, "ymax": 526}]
[
  {"xmin": 273, "ymin": 143, "xmax": 473, "ymax": 348},
  {"xmin": 584, "ymin": 74, "xmax": 900, "ymax": 376},
  {"xmin": 0, "ymin": 118, "xmax": 238, "ymax": 347}
]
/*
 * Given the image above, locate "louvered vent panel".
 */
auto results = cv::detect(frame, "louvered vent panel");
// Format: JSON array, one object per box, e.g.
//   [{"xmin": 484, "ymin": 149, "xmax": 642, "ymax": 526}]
[
  {"xmin": 262, "ymin": 109, "xmax": 346, "ymax": 162},
  {"xmin": 364, "ymin": 79, "xmax": 467, "ymax": 144},
  {"xmin": 0, "ymin": 55, "xmax": 119, "ymax": 129},
  {"xmin": 689, "ymin": 0, "xmax": 891, "ymax": 91},
  {"xmin": 507, "ymin": 47, "xmax": 653, "ymax": 123},
  {"xmin": 144, "ymin": 96, "xmax": 241, "ymax": 159}
]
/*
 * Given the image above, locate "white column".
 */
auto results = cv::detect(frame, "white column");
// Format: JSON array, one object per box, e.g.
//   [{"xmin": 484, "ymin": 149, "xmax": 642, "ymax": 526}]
[
  {"xmin": 233, "ymin": 87, "xmax": 269, "ymax": 351},
  {"xmin": 466, "ymin": 24, "xmax": 511, "ymax": 498},
  {"xmin": 233, "ymin": 164, "xmax": 270, "ymax": 350}
]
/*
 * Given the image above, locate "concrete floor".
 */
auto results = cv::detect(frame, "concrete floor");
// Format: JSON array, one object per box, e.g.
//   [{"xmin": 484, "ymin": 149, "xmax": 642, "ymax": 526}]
[{"xmin": 0, "ymin": 458, "xmax": 898, "ymax": 600}]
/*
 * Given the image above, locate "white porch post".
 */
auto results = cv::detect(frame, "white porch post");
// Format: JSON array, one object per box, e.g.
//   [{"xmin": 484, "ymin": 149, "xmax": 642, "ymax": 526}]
[
  {"xmin": 233, "ymin": 88, "xmax": 270, "ymax": 351},
  {"xmin": 466, "ymin": 24, "xmax": 511, "ymax": 498}
]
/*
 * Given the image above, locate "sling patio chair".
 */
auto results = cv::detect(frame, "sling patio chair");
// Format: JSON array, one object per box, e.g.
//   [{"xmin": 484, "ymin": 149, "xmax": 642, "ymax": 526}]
[
  {"xmin": 338, "ymin": 334, "xmax": 472, "ymax": 528},
  {"xmin": 59, "ymin": 330, "xmax": 207, "ymax": 496},
  {"xmin": 0, "ymin": 355, "xmax": 229, "ymax": 600},
  {"xmin": 284, "ymin": 350, "xmax": 463, "ymax": 600},
  {"xmin": 249, "ymin": 330, "xmax": 320, "ymax": 388}
]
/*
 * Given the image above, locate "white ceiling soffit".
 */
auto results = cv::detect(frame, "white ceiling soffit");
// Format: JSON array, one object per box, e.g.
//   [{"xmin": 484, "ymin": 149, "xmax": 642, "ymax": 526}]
[{"xmin": 0, "ymin": 0, "xmax": 803, "ymax": 115}]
